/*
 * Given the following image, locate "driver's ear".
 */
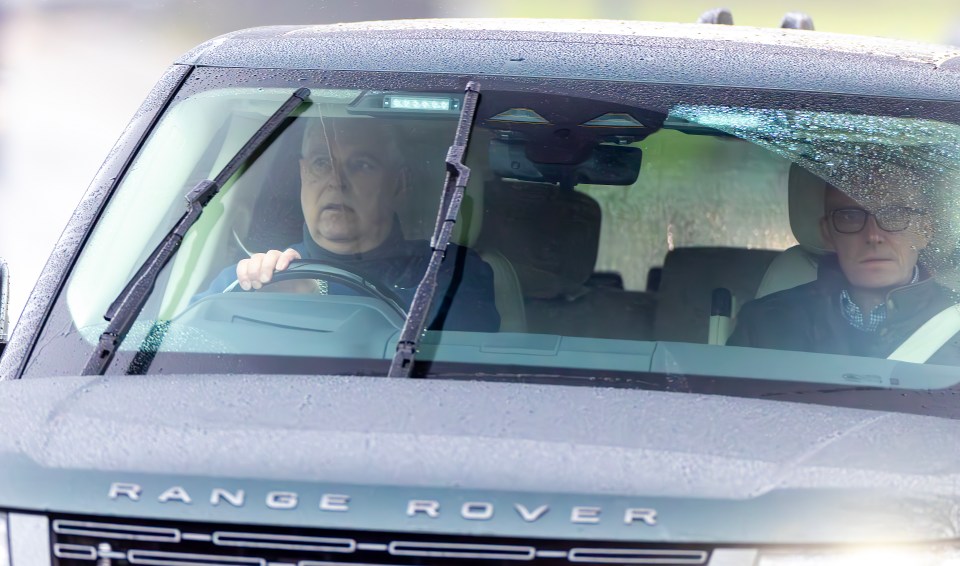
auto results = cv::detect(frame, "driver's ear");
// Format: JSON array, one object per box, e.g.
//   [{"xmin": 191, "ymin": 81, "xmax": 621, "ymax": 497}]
[{"xmin": 819, "ymin": 216, "xmax": 836, "ymax": 251}]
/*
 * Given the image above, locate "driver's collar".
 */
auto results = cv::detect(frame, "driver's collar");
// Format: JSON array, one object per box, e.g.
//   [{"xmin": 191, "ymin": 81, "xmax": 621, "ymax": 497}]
[{"xmin": 300, "ymin": 219, "xmax": 407, "ymax": 263}]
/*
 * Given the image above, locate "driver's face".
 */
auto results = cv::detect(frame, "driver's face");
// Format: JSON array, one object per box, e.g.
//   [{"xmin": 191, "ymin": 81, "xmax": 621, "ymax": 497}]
[{"xmin": 299, "ymin": 121, "xmax": 405, "ymax": 254}]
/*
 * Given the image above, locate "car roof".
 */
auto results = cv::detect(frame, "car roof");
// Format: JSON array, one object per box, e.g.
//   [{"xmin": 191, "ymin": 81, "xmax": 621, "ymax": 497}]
[{"xmin": 176, "ymin": 18, "xmax": 960, "ymax": 101}]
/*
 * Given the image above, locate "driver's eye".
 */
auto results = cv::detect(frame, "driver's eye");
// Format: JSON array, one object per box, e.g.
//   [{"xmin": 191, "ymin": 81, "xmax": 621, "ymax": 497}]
[
  {"xmin": 347, "ymin": 158, "xmax": 378, "ymax": 174},
  {"xmin": 309, "ymin": 156, "xmax": 332, "ymax": 173}
]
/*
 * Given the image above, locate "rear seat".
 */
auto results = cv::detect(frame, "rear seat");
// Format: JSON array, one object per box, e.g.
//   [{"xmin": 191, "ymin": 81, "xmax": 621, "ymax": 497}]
[
  {"xmin": 653, "ymin": 247, "xmax": 779, "ymax": 344},
  {"xmin": 478, "ymin": 180, "xmax": 657, "ymax": 339}
]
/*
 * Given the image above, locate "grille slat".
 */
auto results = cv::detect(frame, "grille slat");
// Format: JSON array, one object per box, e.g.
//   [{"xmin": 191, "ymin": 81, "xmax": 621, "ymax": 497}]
[
  {"xmin": 128, "ymin": 549, "xmax": 267, "ymax": 565},
  {"xmin": 53, "ymin": 520, "xmax": 181, "ymax": 543},
  {"xmin": 388, "ymin": 541, "xmax": 536, "ymax": 560},
  {"xmin": 213, "ymin": 531, "xmax": 355, "ymax": 553},
  {"xmin": 568, "ymin": 549, "xmax": 709, "ymax": 565},
  {"xmin": 52, "ymin": 543, "xmax": 97, "ymax": 560}
]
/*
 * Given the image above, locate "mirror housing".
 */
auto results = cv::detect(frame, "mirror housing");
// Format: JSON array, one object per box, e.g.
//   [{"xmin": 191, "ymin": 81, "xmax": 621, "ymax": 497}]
[{"xmin": 489, "ymin": 140, "xmax": 642, "ymax": 187}]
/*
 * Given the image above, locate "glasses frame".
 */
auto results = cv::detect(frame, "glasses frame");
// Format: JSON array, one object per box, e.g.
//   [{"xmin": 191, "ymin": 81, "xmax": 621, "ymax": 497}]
[{"xmin": 828, "ymin": 206, "xmax": 921, "ymax": 234}]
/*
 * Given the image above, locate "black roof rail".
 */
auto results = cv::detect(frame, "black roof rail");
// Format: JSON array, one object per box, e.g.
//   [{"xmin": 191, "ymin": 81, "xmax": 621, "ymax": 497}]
[
  {"xmin": 697, "ymin": 8, "xmax": 734, "ymax": 25},
  {"xmin": 781, "ymin": 12, "xmax": 815, "ymax": 30}
]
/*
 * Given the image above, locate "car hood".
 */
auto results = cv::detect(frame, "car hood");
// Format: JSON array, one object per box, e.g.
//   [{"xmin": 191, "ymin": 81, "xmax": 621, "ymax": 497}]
[{"xmin": 1, "ymin": 373, "xmax": 959, "ymax": 543}]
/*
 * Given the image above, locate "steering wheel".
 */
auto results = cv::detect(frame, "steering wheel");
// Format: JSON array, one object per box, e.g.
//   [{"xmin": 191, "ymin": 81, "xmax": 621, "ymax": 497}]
[{"xmin": 223, "ymin": 260, "xmax": 409, "ymax": 320}]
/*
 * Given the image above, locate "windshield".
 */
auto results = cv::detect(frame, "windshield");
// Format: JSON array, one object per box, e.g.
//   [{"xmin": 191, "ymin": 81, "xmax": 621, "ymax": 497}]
[{"xmin": 25, "ymin": 68, "xmax": 960, "ymax": 417}]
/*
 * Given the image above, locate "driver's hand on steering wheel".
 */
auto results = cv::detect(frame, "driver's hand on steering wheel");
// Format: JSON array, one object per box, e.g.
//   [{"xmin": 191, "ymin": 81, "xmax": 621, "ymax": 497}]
[{"xmin": 237, "ymin": 248, "xmax": 301, "ymax": 290}]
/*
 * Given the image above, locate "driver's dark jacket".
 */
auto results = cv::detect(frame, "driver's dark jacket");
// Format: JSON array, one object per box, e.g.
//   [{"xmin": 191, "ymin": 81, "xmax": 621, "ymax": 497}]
[
  {"xmin": 727, "ymin": 255, "xmax": 960, "ymax": 365},
  {"xmin": 198, "ymin": 224, "xmax": 500, "ymax": 332}
]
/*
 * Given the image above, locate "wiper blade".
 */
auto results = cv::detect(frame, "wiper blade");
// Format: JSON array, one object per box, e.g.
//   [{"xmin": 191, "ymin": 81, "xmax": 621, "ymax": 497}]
[
  {"xmin": 83, "ymin": 88, "xmax": 312, "ymax": 376},
  {"xmin": 387, "ymin": 81, "xmax": 481, "ymax": 378}
]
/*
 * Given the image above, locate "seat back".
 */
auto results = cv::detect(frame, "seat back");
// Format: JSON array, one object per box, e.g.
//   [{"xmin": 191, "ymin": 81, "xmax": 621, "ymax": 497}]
[
  {"xmin": 479, "ymin": 181, "xmax": 601, "ymax": 300},
  {"xmin": 754, "ymin": 163, "xmax": 830, "ymax": 298},
  {"xmin": 653, "ymin": 247, "xmax": 779, "ymax": 343},
  {"xmin": 478, "ymin": 180, "xmax": 657, "ymax": 339}
]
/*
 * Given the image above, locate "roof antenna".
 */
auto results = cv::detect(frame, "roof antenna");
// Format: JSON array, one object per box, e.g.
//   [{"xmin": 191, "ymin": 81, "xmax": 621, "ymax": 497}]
[
  {"xmin": 781, "ymin": 12, "xmax": 815, "ymax": 30},
  {"xmin": 697, "ymin": 8, "xmax": 734, "ymax": 25}
]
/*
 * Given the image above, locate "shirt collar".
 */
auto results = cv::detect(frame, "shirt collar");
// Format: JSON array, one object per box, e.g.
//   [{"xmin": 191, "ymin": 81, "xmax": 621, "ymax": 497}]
[
  {"xmin": 839, "ymin": 290, "xmax": 885, "ymax": 332},
  {"xmin": 838, "ymin": 265, "xmax": 919, "ymax": 332}
]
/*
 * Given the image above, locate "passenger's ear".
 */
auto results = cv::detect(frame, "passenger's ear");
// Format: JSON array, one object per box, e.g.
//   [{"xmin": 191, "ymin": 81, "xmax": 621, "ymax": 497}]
[
  {"xmin": 395, "ymin": 167, "xmax": 410, "ymax": 197},
  {"xmin": 819, "ymin": 216, "xmax": 836, "ymax": 251},
  {"xmin": 914, "ymin": 214, "xmax": 933, "ymax": 248}
]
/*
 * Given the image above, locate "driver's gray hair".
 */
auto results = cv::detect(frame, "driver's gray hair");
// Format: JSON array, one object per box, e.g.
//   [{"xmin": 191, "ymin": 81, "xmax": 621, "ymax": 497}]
[{"xmin": 301, "ymin": 117, "xmax": 404, "ymax": 168}]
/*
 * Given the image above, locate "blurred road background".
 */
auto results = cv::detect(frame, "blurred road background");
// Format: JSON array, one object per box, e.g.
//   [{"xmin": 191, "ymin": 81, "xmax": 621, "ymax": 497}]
[{"xmin": 1, "ymin": 0, "xmax": 959, "ymax": 328}]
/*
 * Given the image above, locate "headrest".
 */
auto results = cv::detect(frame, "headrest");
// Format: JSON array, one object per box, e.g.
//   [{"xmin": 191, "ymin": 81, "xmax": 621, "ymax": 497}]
[
  {"xmin": 243, "ymin": 123, "xmax": 306, "ymax": 252},
  {"xmin": 395, "ymin": 128, "xmax": 488, "ymax": 247},
  {"xmin": 788, "ymin": 163, "xmax": 830, "ymax": 254},
  {"xmin": 478, "ymin": 181, "xmax": 601, "ymax": 299}
]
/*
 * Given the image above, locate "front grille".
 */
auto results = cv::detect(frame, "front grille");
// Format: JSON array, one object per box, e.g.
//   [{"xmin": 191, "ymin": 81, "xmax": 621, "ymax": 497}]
[{"xmin": 49, "ymin": 514, "xmax": 711, "ymax": 566}]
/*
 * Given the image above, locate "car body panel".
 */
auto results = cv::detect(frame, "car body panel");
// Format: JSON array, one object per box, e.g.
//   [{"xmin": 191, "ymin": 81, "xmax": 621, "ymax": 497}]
[
  {"xmin": 177, "ymin": 20, "xmax": 960, "ymax": 100},
  {"xmin": 0, "ymin": 373, "xmax": 958, "ymax": 543}
]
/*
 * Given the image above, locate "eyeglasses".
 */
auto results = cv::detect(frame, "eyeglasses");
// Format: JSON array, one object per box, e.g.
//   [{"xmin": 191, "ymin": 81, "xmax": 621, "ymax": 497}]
[
  {"xmin": 829, "ymin": 206, "xmax": 922, "ymax": 234},
  {"xmin": 302, "ymin": 154, "xmax": 383, "ymax": 180}
]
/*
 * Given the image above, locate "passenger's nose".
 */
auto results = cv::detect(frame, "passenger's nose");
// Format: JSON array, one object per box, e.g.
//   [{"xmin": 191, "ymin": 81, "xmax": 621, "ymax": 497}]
[{"xmin": 864, "ymin": 215, "xmax": 885, "ymax": 243}]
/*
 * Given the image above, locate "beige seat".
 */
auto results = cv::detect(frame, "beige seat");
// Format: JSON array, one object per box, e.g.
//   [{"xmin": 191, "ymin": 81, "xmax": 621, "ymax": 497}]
[
  {"xmin": 653, "ymin": 247, "xmax": 779, "ymax": 344},
  {"xmin": 477, "ymin": 180, "xmax": 657, "ymax": 339},
  {"xmin": 476, "ymin": 248, "xmax": 527, "ymax": 332},
  {"xmin": 753, "ymin": 164, "xmax": 830, "ymax": 298}
]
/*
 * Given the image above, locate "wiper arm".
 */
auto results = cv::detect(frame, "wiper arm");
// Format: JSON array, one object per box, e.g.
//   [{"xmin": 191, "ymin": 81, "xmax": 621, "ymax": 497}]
[
  {"xmin": 83, "ymin": 88, "xmax": 312, "ymax": 376},
  {"xmin": 387, "ymin": 81, "xmax": 481, "ymax": 378}
]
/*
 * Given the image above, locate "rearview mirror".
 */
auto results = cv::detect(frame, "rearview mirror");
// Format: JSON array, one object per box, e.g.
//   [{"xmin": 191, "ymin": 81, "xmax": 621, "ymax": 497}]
[{"xmin": 489, "ymin": 140, "xmax": 642, "ymax": 187}]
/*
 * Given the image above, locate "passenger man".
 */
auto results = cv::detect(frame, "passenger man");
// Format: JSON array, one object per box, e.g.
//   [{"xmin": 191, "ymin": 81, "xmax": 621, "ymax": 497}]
[
  {"xmin": 728, "ymin": 180, "xmax": 960, "ymax": 364},
  {"xmin": 199, "ymin": 118, "xmax": 500, "ymax": 332}
]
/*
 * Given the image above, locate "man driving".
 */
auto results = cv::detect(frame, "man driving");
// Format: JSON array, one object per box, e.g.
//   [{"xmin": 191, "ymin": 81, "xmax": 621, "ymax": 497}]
[
  {"xmin": 199, "ymin": 118, "xmax": 501, "ymax": 332},
  {"xmin": 728, "ymin": 175, "xmax": 960, "ymax": 364}
]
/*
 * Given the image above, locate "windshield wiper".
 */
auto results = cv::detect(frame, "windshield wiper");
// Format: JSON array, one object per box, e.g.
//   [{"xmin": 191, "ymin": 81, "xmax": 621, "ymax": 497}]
[
  {"xmin": 387, "ymin": 81, "xmax": 481, "ymax": 378},
  {"xmin": 83, "ymin": 88, "xmax": 312, "ymax": 376}
]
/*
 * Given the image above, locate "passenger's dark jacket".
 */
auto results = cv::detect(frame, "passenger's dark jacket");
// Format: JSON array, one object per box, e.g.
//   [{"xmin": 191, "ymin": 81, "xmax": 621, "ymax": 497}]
[
  {"xmin": 197, "ymin": 223, "xmax": 500, "ymax": 332},
  {"xmin": 727, "ymin": 255, "xmax": 960, "ymax": 365}
]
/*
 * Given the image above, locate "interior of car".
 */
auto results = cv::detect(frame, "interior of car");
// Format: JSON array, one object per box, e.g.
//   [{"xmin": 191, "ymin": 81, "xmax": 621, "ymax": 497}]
[
  {"xmin": 173, "ymin": 92, "xmax": 803, "ymax": 346},
  {"xmin": 53, "ymin": 82, "xmax": 960, "ymax": 380}
]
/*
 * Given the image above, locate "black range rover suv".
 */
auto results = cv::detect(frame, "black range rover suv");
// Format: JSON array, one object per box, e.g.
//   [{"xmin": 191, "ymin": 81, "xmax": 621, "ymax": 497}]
[{"xmin": 2, "ymin": 15, "xmax": 960, "ymax": 566}]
